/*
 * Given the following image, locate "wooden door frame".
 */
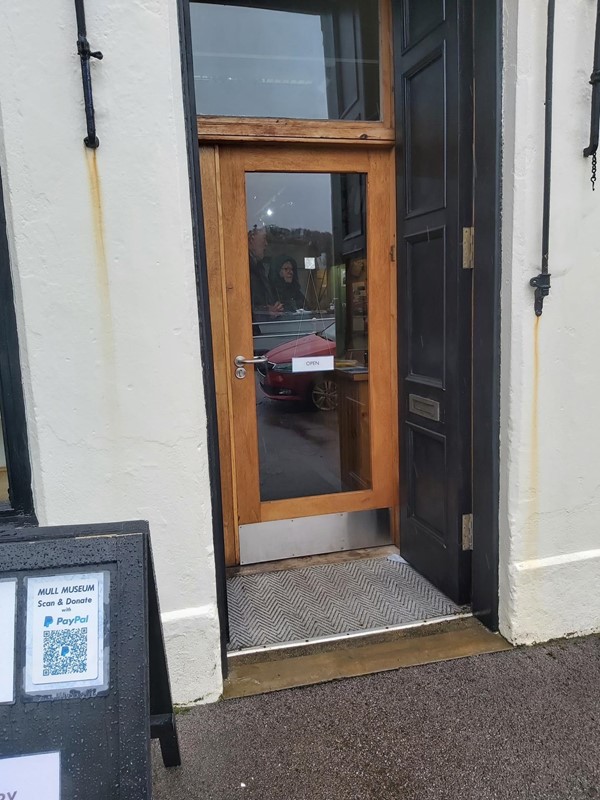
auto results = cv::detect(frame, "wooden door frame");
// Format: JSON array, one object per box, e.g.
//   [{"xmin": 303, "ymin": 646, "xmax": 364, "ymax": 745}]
[
  {"xmin": 194, "ymin": 0, "xmax": 395, "ymax": 146},
  {"xmin": 201, "ymin": 144, "xmax": 398, "ymax": 565}
]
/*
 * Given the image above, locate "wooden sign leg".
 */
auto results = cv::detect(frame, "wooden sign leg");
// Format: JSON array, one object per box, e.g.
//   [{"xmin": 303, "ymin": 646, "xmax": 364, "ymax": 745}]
[{"xmin": 150, "ymin": 713, "xmax": 181, "ymax": 768}]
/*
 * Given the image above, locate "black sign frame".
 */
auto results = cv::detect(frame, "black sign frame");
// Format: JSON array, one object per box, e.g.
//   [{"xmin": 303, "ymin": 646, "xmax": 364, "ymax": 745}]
[{"xmin": 0, "ymin": 520, "xmax": 180, "ymax": 799}]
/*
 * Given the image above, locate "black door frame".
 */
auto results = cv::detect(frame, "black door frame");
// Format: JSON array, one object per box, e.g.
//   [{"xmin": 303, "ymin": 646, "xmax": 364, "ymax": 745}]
[
  {"xmin": 176, "ymin": 0, "xmax": 502, "ymax": 675},
  {"xmin": 471, "ymin": 1, "xmax": 502, "ymax": 630},
  {"xmin": 0, "ymin": 173, "xmax": 35, "ymax": 522},
  {"xmin": 176, "ymin": 0, "xmax": 230, "ymax": 675}
]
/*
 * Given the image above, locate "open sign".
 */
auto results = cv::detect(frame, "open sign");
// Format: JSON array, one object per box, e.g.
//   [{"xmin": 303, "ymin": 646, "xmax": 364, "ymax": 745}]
[{"xmin": 292, "ymin": 356, "xmax": 334, "ymax": 374}]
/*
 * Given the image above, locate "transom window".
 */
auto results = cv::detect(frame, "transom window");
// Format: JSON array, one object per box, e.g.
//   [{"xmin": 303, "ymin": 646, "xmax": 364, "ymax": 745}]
[{"xmin": 190, "ymin": 1, "xmax": 381, "ymax": 121}]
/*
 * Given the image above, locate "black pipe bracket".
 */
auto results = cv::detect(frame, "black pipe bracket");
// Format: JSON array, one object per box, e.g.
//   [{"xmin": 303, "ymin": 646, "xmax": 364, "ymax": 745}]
[
  {"xmin": 75, "ymin": 0, "xmax": 103, "ymax": 149},
  {"xmin": 530, "ymin": 272, "xmax": 551, "ymax": 317}
]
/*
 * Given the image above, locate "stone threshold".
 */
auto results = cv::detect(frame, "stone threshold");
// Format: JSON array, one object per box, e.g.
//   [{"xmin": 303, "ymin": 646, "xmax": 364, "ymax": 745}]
[{"xmin": 223, "ymin": 616, "xmax": 511, "ymax": 699}]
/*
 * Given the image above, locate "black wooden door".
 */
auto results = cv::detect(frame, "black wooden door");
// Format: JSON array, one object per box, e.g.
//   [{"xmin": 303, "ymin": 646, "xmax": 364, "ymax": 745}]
[{"xmin": 394, "ymin": 0, "xmax": 473, "ymax": 604}]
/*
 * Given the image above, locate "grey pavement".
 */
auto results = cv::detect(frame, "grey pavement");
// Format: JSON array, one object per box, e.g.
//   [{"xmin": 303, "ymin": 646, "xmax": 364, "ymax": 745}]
[{"xmin": 152, "ymin": 636, "xmax": 600, "ymax": 800}]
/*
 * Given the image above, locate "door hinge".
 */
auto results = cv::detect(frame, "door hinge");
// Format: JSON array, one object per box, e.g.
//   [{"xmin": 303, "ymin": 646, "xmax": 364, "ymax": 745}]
[
  {"xmin": 462, "ymin": 513, "xmax": 473, "ymax": 551},
  {"xmin": 390, "ymin": 243, "xmax": 396, "ymax": 262},
  {"xmin": 462, "ymin": 227, "xmax": 474, "ymax": 270}
]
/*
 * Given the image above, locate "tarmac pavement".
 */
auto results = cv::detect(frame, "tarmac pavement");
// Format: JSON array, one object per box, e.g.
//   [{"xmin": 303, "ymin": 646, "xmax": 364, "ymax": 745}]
[{"xmin": 152, "ymin": 636, "xmax": 600, "ymax": 800}]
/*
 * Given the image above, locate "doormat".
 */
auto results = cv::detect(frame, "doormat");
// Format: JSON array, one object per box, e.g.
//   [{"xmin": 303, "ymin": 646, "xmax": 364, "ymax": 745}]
[{"xmin": 227, "ymin": 556, "xmax": 464, "ymax": 651}]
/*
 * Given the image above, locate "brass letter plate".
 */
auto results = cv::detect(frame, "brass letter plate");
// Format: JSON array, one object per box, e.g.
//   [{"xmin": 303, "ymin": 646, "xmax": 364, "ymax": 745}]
[{"xmin": 409, "ymin": 394, "xmax": 440, "ymax": 422}]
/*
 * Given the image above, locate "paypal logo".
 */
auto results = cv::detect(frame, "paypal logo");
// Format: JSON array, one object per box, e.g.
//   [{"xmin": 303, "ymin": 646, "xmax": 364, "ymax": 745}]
[
  {"xmin": 56, "ymin": 615, "xmax": 88, "ymax": 626},
  {"xmin": 43, "ymin": 616, "xmax": 53, "ymax": 628}
]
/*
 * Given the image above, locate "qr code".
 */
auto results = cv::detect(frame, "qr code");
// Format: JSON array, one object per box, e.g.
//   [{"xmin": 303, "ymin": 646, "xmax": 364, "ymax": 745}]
[{"xmin": 43, "ymin": 628, "xmax": 88, "ymax": 677}]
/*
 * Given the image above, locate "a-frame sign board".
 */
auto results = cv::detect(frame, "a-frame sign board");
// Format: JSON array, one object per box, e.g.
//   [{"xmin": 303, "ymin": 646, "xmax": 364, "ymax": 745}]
[{"xmin": 0, "ymin": 521, "xmax": 180, "ymax": 799}]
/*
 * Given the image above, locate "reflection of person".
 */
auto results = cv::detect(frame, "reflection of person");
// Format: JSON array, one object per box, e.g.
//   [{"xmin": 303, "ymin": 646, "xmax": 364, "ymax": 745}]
[
  {"xmin": 269, "ymin": 257, "xmax": 306, "ymax": 312},
  {"xmin": 248, "ymin": 227, "xmax": 283, "ymax": 318}
]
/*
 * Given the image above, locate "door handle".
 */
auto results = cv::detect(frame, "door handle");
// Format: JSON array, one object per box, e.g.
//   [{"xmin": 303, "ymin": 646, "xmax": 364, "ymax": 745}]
[{"xmin": 234, "ymin": 355, "xmax": 268, "ymax": 367}]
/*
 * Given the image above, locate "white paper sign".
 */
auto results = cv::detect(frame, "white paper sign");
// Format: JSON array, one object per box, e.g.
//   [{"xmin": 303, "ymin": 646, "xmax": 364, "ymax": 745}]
[
  {"xmin": 304, "ymin": 257, "xmax": 316, "ymax": 270},
  {"xmin": 25, "ymin": 572, "xmax": 105, "ymax": 693},
  {"xmin": 0, "ymin": 580, "xmax": 16, "ymax": 704},
  {"xmin": 292, "ymin": 355, "xmax": 334, "ymax": 373},
  {"xmin": 0, "ymin": 752, "xmax": 60, "ymax": 800}
]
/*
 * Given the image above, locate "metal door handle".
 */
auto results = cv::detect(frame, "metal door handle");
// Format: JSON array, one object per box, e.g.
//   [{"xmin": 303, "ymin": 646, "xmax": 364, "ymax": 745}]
[{"xmin": 234, "ymin": 354, "xmax": 268, "ymax": 367}]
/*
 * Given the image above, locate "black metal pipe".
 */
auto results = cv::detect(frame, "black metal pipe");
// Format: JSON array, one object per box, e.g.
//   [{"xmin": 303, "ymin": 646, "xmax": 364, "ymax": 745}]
[
  {"xmin": 584, "ymin": 0, "xmax": 600, "ymax": 159},
  {"xmin": 75, "ymin": 0, "xmax": 87, "ymax": 36},
  {"xmin": 541, "ymin": 0, "xmax": 554, "ymax": 276},
  {"xmin": 530, "ymin": 0, "xmax": 555, "ymax": 316},
  {"xmin": 74, "ymin": 0, "xmax": 103, "ymax": 149}
]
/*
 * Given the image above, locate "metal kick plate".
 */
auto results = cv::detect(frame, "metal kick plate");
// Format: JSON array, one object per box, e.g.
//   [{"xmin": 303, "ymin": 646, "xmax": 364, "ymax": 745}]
[
  {"xmin": 409, "ymin": 394, "xmax": 440, "ymax": 422},
  {"xmin": 239, "ymin": 509, "xmax": 392, "ymax": 565}
]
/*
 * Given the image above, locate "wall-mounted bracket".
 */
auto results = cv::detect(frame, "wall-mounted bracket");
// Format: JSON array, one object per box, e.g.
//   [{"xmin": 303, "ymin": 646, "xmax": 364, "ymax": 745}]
[{"xmin": 529, "ymin": 272, "xmax": 551, "ymax": 317}]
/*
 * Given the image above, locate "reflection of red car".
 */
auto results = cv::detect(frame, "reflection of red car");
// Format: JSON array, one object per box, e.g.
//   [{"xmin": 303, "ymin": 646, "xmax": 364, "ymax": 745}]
[{"xmin": 257, "ymin": 323, "xmax": 338, "ymax": 411}]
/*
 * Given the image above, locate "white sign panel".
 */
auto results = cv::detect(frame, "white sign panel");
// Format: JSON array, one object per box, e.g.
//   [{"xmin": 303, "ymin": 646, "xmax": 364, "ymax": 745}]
[
  {"xmin": 304, "ymin": 257, "xmax": 316, "ymax": 270},
  {"xmin": 25, "ymin": 572, "xmax": 105, "ymax": 693},
  {"xmin": 0, "ymin": 579, "xmax": 16, "ymax": 704},
  {"xmin": 0, "ymin": 752, "xmax": 60, "ymax": 800},
  {"xmin": 292, "ymin": 355, "xmax": 334, "ymax": 374}
]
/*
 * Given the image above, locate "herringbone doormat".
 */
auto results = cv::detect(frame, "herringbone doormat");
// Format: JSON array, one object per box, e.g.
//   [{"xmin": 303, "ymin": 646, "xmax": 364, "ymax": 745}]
[{"xmin": 227, "ymin": 555, "xmax": 463, "ymax": 651}]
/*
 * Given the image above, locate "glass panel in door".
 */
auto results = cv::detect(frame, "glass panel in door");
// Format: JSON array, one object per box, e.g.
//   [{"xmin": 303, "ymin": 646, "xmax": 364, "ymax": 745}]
[{"xmin": 245, "ymin": 172, "xmax": 371, "ymax": 501}]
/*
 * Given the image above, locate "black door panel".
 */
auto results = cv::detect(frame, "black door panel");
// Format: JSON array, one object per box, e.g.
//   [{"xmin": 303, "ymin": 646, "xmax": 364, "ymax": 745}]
[{"xmin": 395, "ymin": 0, "xmax": 473, "ymax": 604}]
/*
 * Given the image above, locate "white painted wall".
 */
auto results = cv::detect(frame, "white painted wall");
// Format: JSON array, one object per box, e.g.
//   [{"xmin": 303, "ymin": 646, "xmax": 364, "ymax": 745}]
[
  {"xmin": 0, "ymin": 0, "xmax": 222, "ymax": 702},
  {"xmin": 500, "ymin": 0, "xmax": 600, "ymax": 643}
]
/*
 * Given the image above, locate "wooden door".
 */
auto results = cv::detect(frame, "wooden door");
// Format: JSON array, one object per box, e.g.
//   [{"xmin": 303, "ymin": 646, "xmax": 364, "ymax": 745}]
[
  {"xmin": 201, "ymin": 145, "xmax": 398, "ymax": 565},
  {"xmin": 395, "ymin": 0, "xmax": 473, "ymax": 604}
]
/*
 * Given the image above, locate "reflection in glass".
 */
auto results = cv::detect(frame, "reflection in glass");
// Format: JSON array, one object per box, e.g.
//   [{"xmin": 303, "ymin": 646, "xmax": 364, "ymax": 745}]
[
  {"xmin": 190, "ymin": 1, "xmax": 380, "ymax": 120},
  {"xmin": 0, "ymin": 411, "xmax": 8, "ymax": 505},
  {"xmin": 246, "ymin": 172, "xmax": 371, "ymax": 502}
]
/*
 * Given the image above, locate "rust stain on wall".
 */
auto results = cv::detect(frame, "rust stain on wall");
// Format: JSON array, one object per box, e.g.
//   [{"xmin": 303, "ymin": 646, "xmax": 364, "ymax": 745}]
[
  {"xmin": 85, "ymin": 149, "xmax": 118, "ymax": 435},
  {"xmin": 86, "ymin": 149, "xmax": 111, "ymax": 311}
]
